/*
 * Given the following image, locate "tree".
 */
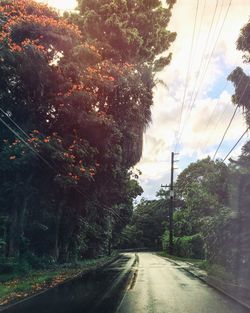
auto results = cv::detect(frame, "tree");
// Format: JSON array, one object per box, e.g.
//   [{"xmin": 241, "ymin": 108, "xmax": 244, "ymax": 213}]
[
  {"xmin": 0, "ymin": 0, "xmax": 176, "ymax": 263},
  {"xmin": 69, "ymin": 0, "xmax": 177, "ymax": 166},
  {"xmin": 225, "ymin": 18, "xmax": 250, "ymax": 281},
  {"xmin": 119, "ymin": 197, "xmax": 169, "ymax": 249},
  {"xmin": 175, "ymin": 158, "xmax": 230, "ymax": 226},
  {"xmin": 228, "ymin": 18, "xmax": 250, "ymax": 126}
]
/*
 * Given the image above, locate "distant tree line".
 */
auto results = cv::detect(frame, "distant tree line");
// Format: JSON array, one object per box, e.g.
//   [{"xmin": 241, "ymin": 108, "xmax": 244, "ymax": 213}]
[{"xmin": 0, "ymin": 0, "xmax": 176, "ymax": 268}]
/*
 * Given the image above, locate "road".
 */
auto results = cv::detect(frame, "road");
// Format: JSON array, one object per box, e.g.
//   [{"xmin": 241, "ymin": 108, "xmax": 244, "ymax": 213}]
[
  {"xmin": 2, "ymin": 252, "xmax": 249, "ymax": 313},
  {"xmin": 1, "ymin": 254, "xmax": 135, "ymax": 313},
  {"xmin": 116, "ymin": 252, "xmax": 249, "ymax": 313}
]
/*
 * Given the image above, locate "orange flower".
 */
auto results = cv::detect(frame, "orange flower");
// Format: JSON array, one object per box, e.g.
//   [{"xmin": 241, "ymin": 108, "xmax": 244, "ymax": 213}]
[{"xmin": 29, "ymin": 137, "xmax": 38, "ymax": 142}]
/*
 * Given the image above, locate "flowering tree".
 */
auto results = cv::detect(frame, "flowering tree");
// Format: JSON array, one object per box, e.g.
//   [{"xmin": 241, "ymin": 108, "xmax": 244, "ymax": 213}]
[{"xmin": 0, "ymin": 0, "xmax": 176, "ymax": 261}]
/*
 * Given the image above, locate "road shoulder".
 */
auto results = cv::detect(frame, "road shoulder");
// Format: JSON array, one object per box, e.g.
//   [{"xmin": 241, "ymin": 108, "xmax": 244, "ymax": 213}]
[{"xmin": 157, "ymin": 253, "xmax": 250, "ymax": 311}]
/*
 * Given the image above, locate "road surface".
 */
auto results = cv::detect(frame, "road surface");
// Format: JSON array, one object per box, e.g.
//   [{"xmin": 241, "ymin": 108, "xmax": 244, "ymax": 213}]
[
  {"xmin": 116, "ymin": 252, "xmax": 249, "ymax": 313},
  {"xmin": 1, "ymin": 254, "xmax": 135, "ymax": 313}
]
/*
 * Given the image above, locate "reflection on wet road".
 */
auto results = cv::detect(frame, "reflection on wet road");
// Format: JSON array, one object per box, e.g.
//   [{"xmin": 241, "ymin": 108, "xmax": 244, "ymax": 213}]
[
  {"xmin": 1, "ymin": 254, "xmax": 135, "ymax": 313},
  {"xmin": 116, "ymin": 253, "xmax": 249, "ymax": 313},
  {"xmin": 2, "ymin": 252, "xmax": 249, "ymax": 313}
]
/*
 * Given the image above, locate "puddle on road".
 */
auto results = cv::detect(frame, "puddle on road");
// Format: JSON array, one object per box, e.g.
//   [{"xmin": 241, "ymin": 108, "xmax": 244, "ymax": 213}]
[{"xmin": 1, "ymin": 255, "xmax": 132, "ymax": 313}]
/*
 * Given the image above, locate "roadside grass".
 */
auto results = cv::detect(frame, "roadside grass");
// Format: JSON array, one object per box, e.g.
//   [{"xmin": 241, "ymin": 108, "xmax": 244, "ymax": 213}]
[
  {"xmin": 157, "ymin": 251, "xmax": 208, "ymax": 269},
  {"xmin": 157, "ymin": 251, "xmax": 234, "ymax": 282},
  {"xmin": 0, "ymin": 254, "xmax": 117, "ymax": 306}
]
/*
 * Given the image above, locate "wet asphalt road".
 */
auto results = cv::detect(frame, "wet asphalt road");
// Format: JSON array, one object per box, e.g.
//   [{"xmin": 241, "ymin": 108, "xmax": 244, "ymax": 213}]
[
  {"xmin": 116, "ymin": 252, "xmax": 249, "ymax": 313},
  {"xmin": 2, "ymin": 253, "xmax": 249, "ymax": 313},
  {"xmin": 1, "ymin": 254, "xmax": 135, "ymax": 313}
]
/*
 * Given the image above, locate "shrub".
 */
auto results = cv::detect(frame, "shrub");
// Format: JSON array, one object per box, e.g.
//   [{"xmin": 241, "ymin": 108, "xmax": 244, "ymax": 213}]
[
  {"xmin": 162, "ymin": 231, "xmax": 205, "ymax": 259},
  {"xmin": 0, "ymin": 258, "xmax": 32, "ymax": 275},
  {"xmin": 161, "ymin": 230, "xmax": 169, "ymax": 251}
]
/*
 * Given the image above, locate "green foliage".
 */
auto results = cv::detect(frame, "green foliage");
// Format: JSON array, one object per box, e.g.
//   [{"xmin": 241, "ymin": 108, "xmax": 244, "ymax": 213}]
[
  {"xmin": 75, "ymin": 0, "xmax": 176, "ymax": 64},
  {"xmin": 172, "ymin": 142, "xmax": 250, "ymax": 283},
  {"xmin": 228, "ymin": 19, "xmax": 250, "ymax": 125},
  {"xmin": 0, "ymin": 257, "xmax": 31, "ymax": 275},
  {"xmin": 162, "ymin": 232, "xmax": 204, "ymax": 259},
  {"xmin": 160, "ymin": 18, "xmax": 250, "ymax": 284},
  {"xmin": 0, "ymin": 0, "xmax": 175, "ymax": 264},
  {"xmin": 119, "ymin": 197, "xmax": 169, "ymax": 249},
  {"xmin": 173, "ymin": 210, "xmax": 193, "ymax": 236}
]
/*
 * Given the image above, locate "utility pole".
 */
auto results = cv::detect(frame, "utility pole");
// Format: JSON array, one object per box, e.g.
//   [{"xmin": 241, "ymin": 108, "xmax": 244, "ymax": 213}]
[
  {"xmin": 161, "ymin": 152, "xmax": 178, "ymax": 254},
  {"xmin": 169, "ymin": 152, "xmax": 175, "ymax": 254}
]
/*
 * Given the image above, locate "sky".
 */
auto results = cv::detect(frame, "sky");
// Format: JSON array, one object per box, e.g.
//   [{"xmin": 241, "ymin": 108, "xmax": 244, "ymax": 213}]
[{"xmin": 42, "ymin": 0, "xmax": 250, "ymax": 199}]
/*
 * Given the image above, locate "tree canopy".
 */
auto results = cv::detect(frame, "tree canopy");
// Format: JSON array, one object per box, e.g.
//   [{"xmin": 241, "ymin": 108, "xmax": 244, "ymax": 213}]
[{"xmin": 0, "ymin": 0, "xmax": 176, "ymax": 264}]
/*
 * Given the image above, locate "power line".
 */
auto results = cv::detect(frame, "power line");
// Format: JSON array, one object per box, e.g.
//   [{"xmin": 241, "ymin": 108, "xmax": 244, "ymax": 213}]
[
  {"xmin": 187, "ymin": 0, "xmax": 220, "ymax": 115},
  {"xmin": 176, "ymin": 0, "xmax": 221, "ymax": 154},
  {"xmin": 0, "ymin": 115, "xmax": 127, "ymax": 223},
  {"xmin": 212, "ymin": 104, "xmax": 239, "ymax": 160},
  {"xmin": 0, "ymin": 115, "xmax": 56, "ymax": 171},
  {"xmin": 200, "ymin": 72, "xmax": 245, "ymax": 152},
  {"xmin": 196, "ymin": 81, "xmax": 228, "ymax": 149},
  {"xmin": 187, "ymin": 0, "xmax": 231, "ymax": 116},
  {"xmin": 177, "ymin": 0, "xmax": 232, "ymax": 149},
  {"xmin": 174, "ymin": 0, "xmax": 200, "ymax": 152},
  {"xmin": 212, "ymin": 81, "xmax": 250, "ymax": 160},
  {"xmin": 0, "ymin": 106, "xmax": 31, "ymax": 140},
  {"xmin": 223, "ymin": 127, "xmax": 249, "ymax": 162}
]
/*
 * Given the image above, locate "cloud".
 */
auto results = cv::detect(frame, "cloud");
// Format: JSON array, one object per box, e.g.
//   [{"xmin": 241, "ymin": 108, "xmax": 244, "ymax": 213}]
[
  {"xmin": 40, "ymin": 0, "xmax": 250, "ymax": 199},
  {"xmin": 137, "ymin": 0, "xmax": 250, "ymax": 199}
]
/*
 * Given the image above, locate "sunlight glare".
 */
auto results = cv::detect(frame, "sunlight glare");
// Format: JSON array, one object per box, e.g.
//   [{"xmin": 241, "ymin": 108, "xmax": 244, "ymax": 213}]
[{"xmin": 43, "ymin": 0, "xmax": 77, "ymax": 11}]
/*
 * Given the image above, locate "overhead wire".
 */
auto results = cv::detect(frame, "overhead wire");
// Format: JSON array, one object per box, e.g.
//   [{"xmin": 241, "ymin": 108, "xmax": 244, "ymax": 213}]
[
  {"xmin": 0, "ymin": 113, "xmax": 127, "ymax": 223},
  {"xmin": 172, "ymin": 0, "xmax": 223, "ymax": 160},
  {"xmin": 212, "ymin": 104, "xmax": 239, "ymax": 160},
  {"xmin": 0, "ymin": 115, "xmax": 56, "ymax": 171},
  {"xmin": 174, "ymin": 0, "xmax": 200, "ymax": 152},
  {"xmin": 196, "ymin": 80, "xmax": 229, "ymax": 149},
  {"xmin": 187, "ymin": 0, "xmax": 230, "ymax": 115},
  {"xmin": 212, "ymin": 81, "xmax": 250, "ymax": 160},
  {"xmin": 187, "ymin": 0, "xmax": 220, "ymax": 115},
  {"xmin": 187, "ymin": 0, "xmax": 222, "ymax": 112},
  {"xmin": 199, "ymin": 72, "xmax": 245, "ymax": 153},
  {"xmin": 0, "ymin": 106, "xmax": 31, "ymax": 140},
  {"xmin": 177, "ymin": 0, "xmax": 232, "ymax": 149},
  {"xmin": 223, "ymin": 127, "xmax": 249, "ymax": 162}
]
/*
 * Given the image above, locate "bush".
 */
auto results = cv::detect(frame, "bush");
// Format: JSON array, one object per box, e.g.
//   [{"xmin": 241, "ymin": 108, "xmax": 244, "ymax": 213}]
[
  {"xmin": 0, "ymin": 253, "xmax": 54, "ymax": 276},
  {"xmin": 162, "ymin": 231, "xmax": 205, "ymax": 259},
  {"xmin": 0, "ymin": 258, "xmax": 32, "ymax": 275},
  {"xmin": 24, "ymin": 253, "xmax": 56, "ymax": 269}
]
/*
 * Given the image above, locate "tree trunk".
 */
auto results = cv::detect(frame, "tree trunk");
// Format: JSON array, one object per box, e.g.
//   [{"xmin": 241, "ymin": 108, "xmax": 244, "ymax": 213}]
[
  {"xmin": 53, "ymin": 201, "xmax": 64, "ymax": 261},
  {"xmin": 6, "ymin": 206, "xmax": 18, "ymax": 257}
]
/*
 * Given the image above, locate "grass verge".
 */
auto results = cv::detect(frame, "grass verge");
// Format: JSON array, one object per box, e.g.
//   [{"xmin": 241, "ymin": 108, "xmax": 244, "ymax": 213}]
[
  {"xmin": 0, "ymin": 254, "xmax": 117, "ymax": 306},
  {"xmin": 156, "ymin": 251, "xmax": 208, "ymax": 270},
  {"xmin": 157, "ymin": 251, "xmax": 234, "ymax": 282}
]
